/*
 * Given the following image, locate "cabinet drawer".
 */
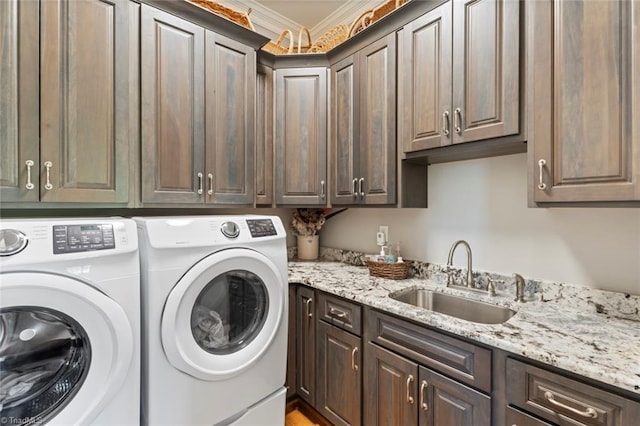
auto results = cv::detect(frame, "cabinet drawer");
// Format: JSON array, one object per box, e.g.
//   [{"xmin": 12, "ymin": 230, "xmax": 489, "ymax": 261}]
[
  {"xmin": 505, "ymin": 406, "xmax": 552, "ymax": 426},
  {"xmin": 506, "ymin": 358, "xmax": 640, "ymax": 426},
  {"xmin": 367, "ymin": 309, "xmax": 491, "ymax": 392},
  {"xmin": 317, "ymin": 292, "xmax": 362, "ymax": 336}
]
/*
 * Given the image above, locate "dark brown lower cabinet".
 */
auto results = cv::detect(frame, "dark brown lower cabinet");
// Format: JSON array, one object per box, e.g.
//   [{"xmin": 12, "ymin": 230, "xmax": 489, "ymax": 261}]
[
  {"xmin": 317, "ymin": 321, "xmax": 361, "ymax": 426},
  {"xmin": 505, "ymin": 406, "xmax": 552, "ymax": 426},
  {"xmin": 365, "ymin": 342, "xmax": 491, "ymax": 426}
]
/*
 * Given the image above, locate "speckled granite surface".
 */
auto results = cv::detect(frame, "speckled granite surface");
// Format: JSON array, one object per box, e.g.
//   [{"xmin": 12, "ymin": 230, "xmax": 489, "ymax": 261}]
[{"xmin": 288, "ymin": 258, "xmax": 640, "ymax": 397}]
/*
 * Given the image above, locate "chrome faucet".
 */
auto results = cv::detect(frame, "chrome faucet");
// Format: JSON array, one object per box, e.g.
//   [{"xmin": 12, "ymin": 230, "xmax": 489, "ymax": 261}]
[
  {"xmin": 513, "ymin": 273, "xmax": 526, "ymax": 302},
  {"xmin": 446, "ymin": 240, "xmax": 473, "ymax": 288}
]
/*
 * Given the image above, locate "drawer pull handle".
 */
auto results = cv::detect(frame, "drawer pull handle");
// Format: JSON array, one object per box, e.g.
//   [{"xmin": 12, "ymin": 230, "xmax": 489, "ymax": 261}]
[
  {"xmin": 358, "ymin": 177, "xmax": 365, "ymax": 199},
  {"xmin": 320, "ymin": 180, "xmax": 326, "ymax": 200},
  {"xmin": 351, "ymin": 347, "xmax": 359, "ymax": 371},
  {"xmin": 25, "ymin": 160, "xmax": 35, "ymax": 190},
  {"xmin": 406, "ymin": 375, "xmax": 414, "ymax": 404},
  {"xmin": 305, "ymin": 298, "xmax": 313, "ymax": 319},
  {"xmin": 420, "ymin": 380, "xmax": 429, "ymax": 411},
  {"xmin": 329, "ymin": 307, "xmax": 347, "ymax": 319},
  {"xmin": 543, "ymin": 391, "xmax": 598, "ymax": 419},
  {"xmin": 442, "ymin": 111, "xmax": 450, "ymax": 136},
  {"xmin": 352, "ymin": 178, "xmax": 358, "ymax": 198},
  {"xmin": 207, "ymin": 173, "xmax": 213, "ymax": 196},
  {"xmin": 197, "ymin": 172, "xmax": 203, "ymax": 195},
  {"xmin": 454, "ymin": 107, "xmax": 462, "ymax": 134}
]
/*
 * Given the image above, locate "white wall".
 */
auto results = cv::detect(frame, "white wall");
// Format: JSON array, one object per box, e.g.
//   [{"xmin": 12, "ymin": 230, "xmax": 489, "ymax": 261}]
[{"xmin": 319, "ymin": 153, "xmax": 640, "ymax": 295}]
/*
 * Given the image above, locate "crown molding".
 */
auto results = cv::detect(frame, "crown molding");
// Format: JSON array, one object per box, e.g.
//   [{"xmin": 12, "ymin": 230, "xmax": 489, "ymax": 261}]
[
  {"xmin": 310, "ymin": 0, "xmax": 381, "ymax": 39},
  {"xmin": 217, "ymin": 0, "xmax": 302, "ymax": 40}
]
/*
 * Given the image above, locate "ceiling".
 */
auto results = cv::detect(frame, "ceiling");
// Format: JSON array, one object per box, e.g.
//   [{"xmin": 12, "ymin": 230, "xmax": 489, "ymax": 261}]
[{"xmin": 254, "ymin": 0, "xmax": 349, "ymax": 29}]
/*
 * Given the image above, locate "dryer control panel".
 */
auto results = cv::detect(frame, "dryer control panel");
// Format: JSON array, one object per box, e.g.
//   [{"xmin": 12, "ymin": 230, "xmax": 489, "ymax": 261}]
[
  {"xmin": 247, "ymin": 219, "xmax": 277, "ymax": 238},
  {"xmin": 53, "ymin": 224, "xmax": 115, "ymax": 254}
]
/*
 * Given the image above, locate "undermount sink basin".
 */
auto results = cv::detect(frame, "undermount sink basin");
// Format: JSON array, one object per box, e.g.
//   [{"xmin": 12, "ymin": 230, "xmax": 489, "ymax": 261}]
[{"xmin": 390, "ymin": 289, "xmax": 516, "ymax": 324}]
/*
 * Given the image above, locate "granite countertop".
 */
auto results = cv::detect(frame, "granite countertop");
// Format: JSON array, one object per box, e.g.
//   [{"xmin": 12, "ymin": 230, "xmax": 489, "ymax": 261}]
[{"xmin": 288, "ymin": 260, "xmax": 640, "ymax": 397}]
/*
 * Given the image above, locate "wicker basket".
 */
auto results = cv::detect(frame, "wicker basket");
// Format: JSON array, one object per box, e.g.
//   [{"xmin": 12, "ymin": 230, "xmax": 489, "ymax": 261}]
[
  {"xmin": 262, "ymin": 29, "xmax": 295, "ymax": 54},
  {"xmin": 307, "ymin": 24, "xmax": 349, "ymax": 53},
  {"xmin": 188, "ymin": 0, "xmax": 254, "ymax": 30},
  {"xmin": 366, "ymin": 260, "xmax": 410, "ymax": 280}
]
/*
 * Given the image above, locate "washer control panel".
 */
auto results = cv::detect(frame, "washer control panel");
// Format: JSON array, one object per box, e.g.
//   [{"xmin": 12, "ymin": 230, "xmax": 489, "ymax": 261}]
[
  {"xmin": 53, "ymin": 224, "xmax": 115, "ymax": 254},
  {"xmin": 247, "ymin": 219, "xmax": 277, "ymax": 238}
]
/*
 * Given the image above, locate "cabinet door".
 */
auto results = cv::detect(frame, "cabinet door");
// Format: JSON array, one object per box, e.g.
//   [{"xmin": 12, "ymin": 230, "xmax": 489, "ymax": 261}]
[
  {"xmin": 364, "ymin": 343, "xmax": 418, "ymax": 426},
  {"xmin": 205, "ymin": 31, "xmax": 255, "ymax": 205},
  {"xmin": 275, "ymin": 67, "xmax": 328, "ymax": 205},
  {"xmin": 0, "ymin": 0, "xmax": 39, "ymax": 202},
  {"xmin": 256, "ymin": 64, "xmax": 274, "ymax": 206},
  {"xmin": 141, "ymin": 5, "xmax": 205, "ymax": 204},
  {"xmin": 330, "ymin": 55, "xmax": 359, "ymax": 206},
  {"xmin": 399, "ymin": 2, "xmax": 452, "ymax": 152},
  {"xmin": 452, "ymin": 0, "xmax": 519, "ymax": 144},
  {"xmin": 359, "ymin": 34, "xmax": 397, "ymax": 205},
  {"xmin": 296, "ymin": 286, "xmax": 316, "ymax": 406},
  {"xmin": 419, "ymin": 367, "xmax": 491, "ymax": 426},
  {"xmin": 529, "ymin": 1, "xmax": 640, "ymax": 202},
  {"xmin": 40, "ymin": 0, "xmax": 130, "ymax": 203},
  {"xmin": 317, "ymin": 321, "xmax": 361, "ymax": 426}
]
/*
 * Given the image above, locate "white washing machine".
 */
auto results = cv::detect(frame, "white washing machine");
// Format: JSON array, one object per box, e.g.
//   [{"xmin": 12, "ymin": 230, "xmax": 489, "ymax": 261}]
[
  {"xmin": 0, "ymin": 218, "xmax": 140, "ymax": 426},
  {"xmin": 135, "ymin": 215, "xmax": 288, "ymax": 426}
]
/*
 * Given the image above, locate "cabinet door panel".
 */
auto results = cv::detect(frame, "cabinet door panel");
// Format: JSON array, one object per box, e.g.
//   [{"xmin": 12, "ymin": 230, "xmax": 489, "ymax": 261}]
[
  {"xmin": 331, "ymin": 55, "xmax": 359, "ymax": 205},
  {"xmin": 420, "ymin": 367, "xmax": 491, "ymax": 426},
  {"xmin": 530, "ymin": 1, "xmax": 640, "ymax": 202},
  {"xmin": 256, "ymin": 65, "xmax": 274, "ymax": 205},
  {"xmin": 0, "ymin": 0, "xmax": 39, "ymax": 202},
  {"xmin": 399, "ymin": 2, "xmax": 452, "ymax": 152},
  {"xmin": 275, "ymin": 68, "xmax": 327, "ymax": 205},
  {"xmin": 141, "ymin": 5, "xmax": 204, "ymax": 203},
  {"xmin": 205, "ymin": 31, "xmax": 255, "ymax": 204},
  {"xmin": 40, "ymin": 0, "xmax": 129, "ymax": 203},
  {"xmin": 452, "ymin": 0, "xmax": 519, "ymax": 144},
  {"xmin": 317, "ymin": 321, "xmax": 361, "ymax": 426},
  {"xmin": 296, "ymin": 287, "xmax": 316, "ymax": 405},
  {"xmin": 360, "ymin": 34, "xmax": 396, "ymax": 205},
  {"xmin": 364, "ymin": 342, "xmax": 418, "ymax": 426}
]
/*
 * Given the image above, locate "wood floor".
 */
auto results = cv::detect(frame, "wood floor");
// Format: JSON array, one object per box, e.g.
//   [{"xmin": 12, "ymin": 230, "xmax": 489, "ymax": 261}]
[{"xmin": 285, "ymin": 398, "xmax": 332, "ymax": 426}]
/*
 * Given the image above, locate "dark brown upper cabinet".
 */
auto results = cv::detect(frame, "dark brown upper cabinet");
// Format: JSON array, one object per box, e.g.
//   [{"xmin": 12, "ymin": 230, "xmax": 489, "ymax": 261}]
[
  {"xmin": 399, "ymin": 0, "xmax": 521, "ymax": 154},
  {"xmin": 1, "ymin": 0, "xmax": 131, "ymax": 205},
  {"xmin": 141, "ymin": 5, "xmax": 255, "ymax": 205},
  {"xmin": 331, "ymin": 34, "xmax": 397, "ymax": 206},
  {"xmin": 274, "ymin": 67, "xmax": 328, "ymax": 206},
  {"xmin": 528, "ymin": 0, "xmax": 640, "ymax": 203}
]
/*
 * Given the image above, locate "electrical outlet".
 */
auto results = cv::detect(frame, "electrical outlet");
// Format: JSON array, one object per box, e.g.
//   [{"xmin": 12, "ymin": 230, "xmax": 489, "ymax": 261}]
[{"xmin": 378, "ymin": 225, "xmax": 388, "ymax": 244}]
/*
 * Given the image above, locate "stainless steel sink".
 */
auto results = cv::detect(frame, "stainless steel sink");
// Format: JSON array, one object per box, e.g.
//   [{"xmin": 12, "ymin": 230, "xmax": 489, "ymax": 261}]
[{"xmin": 390, "ymin": 289, "xmax": 515, "ymax": 324}]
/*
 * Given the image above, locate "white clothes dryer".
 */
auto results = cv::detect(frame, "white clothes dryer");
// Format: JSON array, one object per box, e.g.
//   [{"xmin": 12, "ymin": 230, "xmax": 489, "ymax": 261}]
[
  {"xmin": 135, "ymin": 215, "xmax": 288, "ymax": 426},
  {"xmin": 0, "ymin": 218, "xmax": 140, "ymax": 426}
]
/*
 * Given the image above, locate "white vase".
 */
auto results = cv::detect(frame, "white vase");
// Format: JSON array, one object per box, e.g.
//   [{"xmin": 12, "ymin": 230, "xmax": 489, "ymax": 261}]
[{"xmin": 297, "ymin": 235, "xmax": 319, "ymax": 260}]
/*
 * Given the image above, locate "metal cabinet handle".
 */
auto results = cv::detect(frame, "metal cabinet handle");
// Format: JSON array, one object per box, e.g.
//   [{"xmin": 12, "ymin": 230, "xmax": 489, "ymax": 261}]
[
  {"xmin": 320, "ymin": 180, "xmax": 326, "ymax": 200},
  {"xmin": 305, "ymin": 298, "xmax": 313, "ymax": 318},
  {"xmin": 406, "ymin": 375, "xmax": 415, "ymax": 404},
  {"xmin": 352, "ymin": 178, "xmax": 358, "ymax": 198},
  {"xmin": 197, "ymin": 172, "xmax": 203, "ymax": 195},
  {"xmin": 543, "ymin": 391, "xmax": 598, "ymax": 419},
  {"xmin": 25, "ymin": 160, "xmax": 35, "ymax": 190},
  {"xmin": 358, "ymin": 177, "xmax": 364, "ymax": 199},
  {"xmin": 329, "ymin": 307, "xmax": 347, "ymax": 319},
  {"xmin": 442, "ymin": 111, "xmax": 450, "ymax": 136},
  {"xmin": 420, "ymin": 380, "xmax": 429, "ymax": 411},
  {"xmin": 43, "ymin": 161, "xmax": 53, "ymax": 190},
  {"xmin": 454, "ymin": 108, "xmax": 462, "ymax": 134},
  {"xmin": 351, "ymin": 347, "xmax": 359, "ymax": 371},
  {"xmin": 537, "ymin": 159, "xmax": 547, "ymax": 190},
  {"xmin": 207, "ymin": 173, "xmax": 213, "ymax": 196}
]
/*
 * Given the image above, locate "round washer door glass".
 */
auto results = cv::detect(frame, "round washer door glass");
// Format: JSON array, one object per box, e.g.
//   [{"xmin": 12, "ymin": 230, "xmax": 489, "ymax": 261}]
[
  {"xmin": 191, "ymin": 270, "xmax": 268, "ymax": 355},
  {"xmin": 0, "ymin": 308, "xmax": 91, "ymax": 424},
  {"xmin": 162, "ymin": 248, "xmax": 285, "ymax": 381}
]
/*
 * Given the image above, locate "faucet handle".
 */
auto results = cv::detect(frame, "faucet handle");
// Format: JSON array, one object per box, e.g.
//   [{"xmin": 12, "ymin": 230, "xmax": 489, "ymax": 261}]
[{"xmin": 487, "ymin": 279, "xmax": 504, "ymax": 297}]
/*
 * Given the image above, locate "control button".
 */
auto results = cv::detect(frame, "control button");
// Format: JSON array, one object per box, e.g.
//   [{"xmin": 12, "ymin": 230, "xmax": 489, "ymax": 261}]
[
  {"xmin": 0, "ymin": 229, "xmax": 28, "ymax": 256},
  {"xmin": 221, "ymin": 221, "xmax": 240, "ymax": 239}
]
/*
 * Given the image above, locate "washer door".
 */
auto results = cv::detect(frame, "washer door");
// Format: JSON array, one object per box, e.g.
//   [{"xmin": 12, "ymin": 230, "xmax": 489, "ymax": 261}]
[
  {"xmin": 0, "ymin": 272, "xmax": 134, "ymax": 426},
  {"xmin": 162, "ymin": 248, "xmax": 285, "ymax": 381}
]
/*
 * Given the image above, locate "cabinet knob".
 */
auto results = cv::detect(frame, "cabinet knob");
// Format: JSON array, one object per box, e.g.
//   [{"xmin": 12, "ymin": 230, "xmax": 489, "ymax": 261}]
[
  {"xmin": 43, "ymin": 161, "xmax": 53, "ymax": 190},
  {"xmin": 25, "ymin": 160, "xmax": 35, "ymax": 190}
]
